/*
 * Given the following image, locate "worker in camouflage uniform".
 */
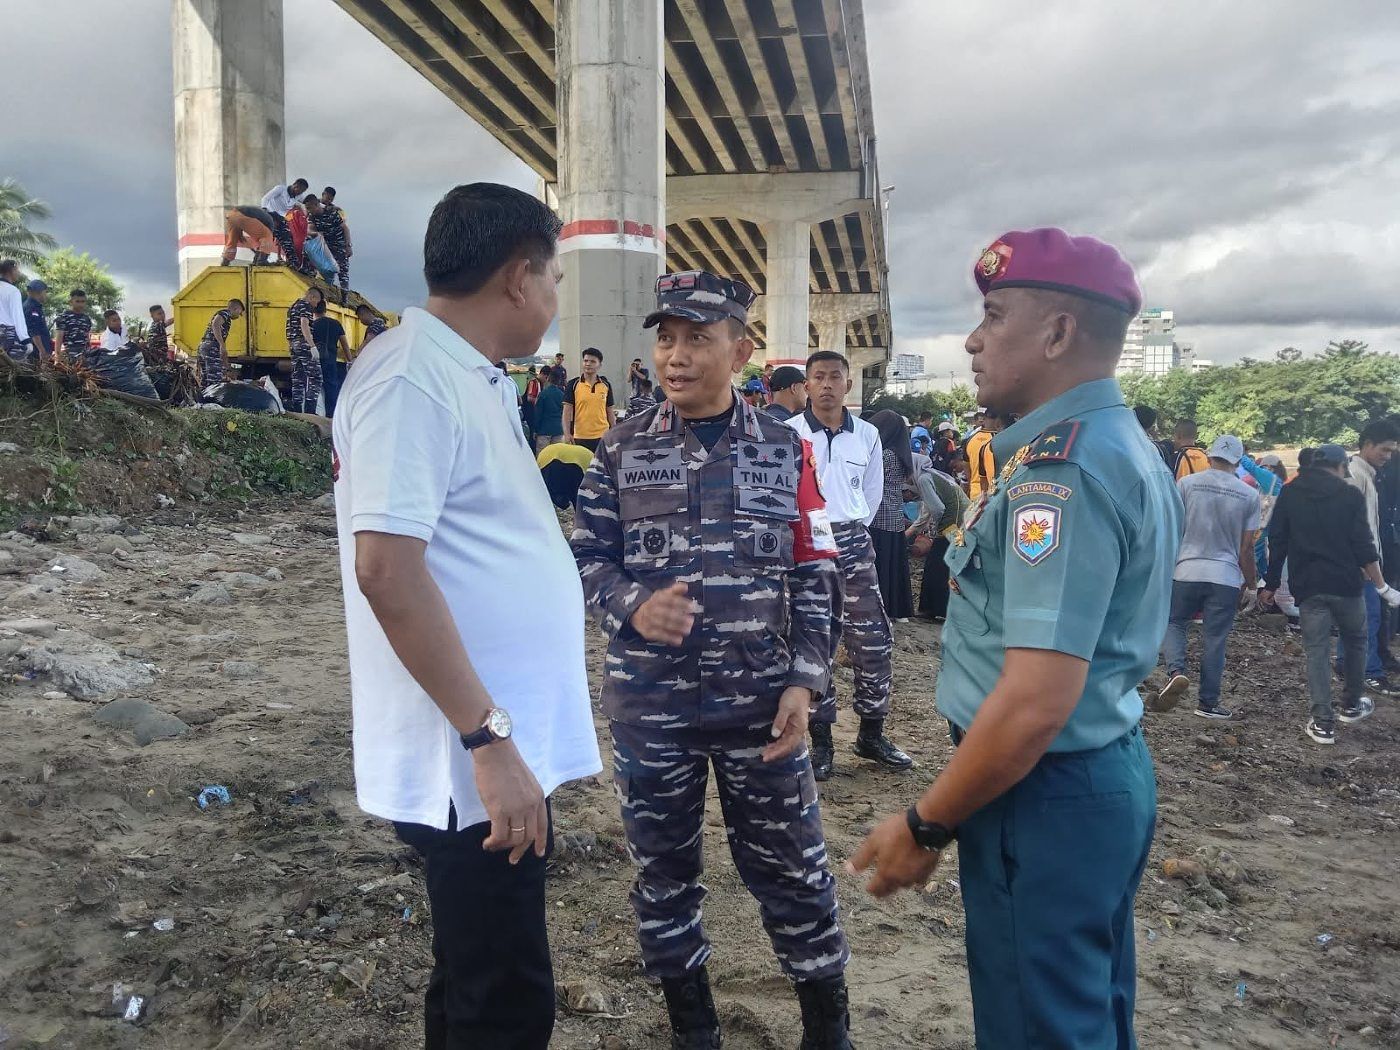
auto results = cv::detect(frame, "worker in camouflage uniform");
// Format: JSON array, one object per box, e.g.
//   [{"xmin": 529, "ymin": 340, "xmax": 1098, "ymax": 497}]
[
  {"xmin": 286, "ymin": 286, "xmax": 324, "ymax": 413},
  {"xmin": 310, "ymin": 192, "xmax": 352, "ymax": 301},
  {"xmin": 197, "ymin": 298, "xmax": 245, "ymax": 385},
  {"xmin": 571, "ymin": 270, "xmax": 855, "ymax": 1050}
]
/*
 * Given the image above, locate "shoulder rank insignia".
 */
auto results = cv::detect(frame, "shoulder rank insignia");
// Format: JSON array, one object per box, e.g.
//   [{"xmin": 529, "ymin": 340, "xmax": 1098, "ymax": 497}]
[{"xmin": 1023, "ymin": 421, "xmax": 1081, "ymax": 466}]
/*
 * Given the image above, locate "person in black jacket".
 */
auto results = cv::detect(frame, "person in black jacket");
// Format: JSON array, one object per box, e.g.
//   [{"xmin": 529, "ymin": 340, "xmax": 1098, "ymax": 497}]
[{"xmin": 1262, "ymin": 444, "xmax": 1400, "ymax": 745}]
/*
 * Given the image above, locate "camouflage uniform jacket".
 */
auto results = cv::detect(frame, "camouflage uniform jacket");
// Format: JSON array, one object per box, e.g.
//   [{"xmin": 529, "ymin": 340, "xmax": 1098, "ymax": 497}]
[{"xmin": 572, "ymin": 396, "xmax": 834, "ymax": 730}]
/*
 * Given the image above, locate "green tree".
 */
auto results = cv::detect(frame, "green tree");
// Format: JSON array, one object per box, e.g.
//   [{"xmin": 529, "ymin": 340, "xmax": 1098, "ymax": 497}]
[
  {"xmin": 0, "ymin": 178, "xmax": 58, "ymax": 267},
  {"xmin": 864, "ymin": 384, "xmax": 978, "ymax": 424},
  {"xmin": 33, "ymin": 248, "xmax": 124, "ymax": 320}
]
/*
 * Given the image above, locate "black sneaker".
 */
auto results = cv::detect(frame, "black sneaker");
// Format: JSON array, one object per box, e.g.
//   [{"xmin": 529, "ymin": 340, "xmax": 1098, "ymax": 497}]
[
  {"xmin": 1364, "ymin": 678, "xmax": 1395, "ymax": 696},
  {"xmin": 1193, "ymin": 704, "xmax": 1234, "ymax": 720},
  {"xmin": 1338, "ymin": 697, "xmax": 1375, "ymax": 724},
  {"xmin": 1147, "ymin": 673, "xmax": 1190, "ymax": 713},
  {"xmin": 852, "ymin": 718, "xmax": 913, "ymax": 770},
  {"xmin": 1305, "ymin": 720, "xmax": 1336, "ymax": 745}
]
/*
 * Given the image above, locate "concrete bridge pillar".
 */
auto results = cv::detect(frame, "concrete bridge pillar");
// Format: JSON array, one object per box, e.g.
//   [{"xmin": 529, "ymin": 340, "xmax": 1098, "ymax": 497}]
[
  {"xmin": 172, "ymin": 0, "xmax": 286, "ymax": 285},
  {"xmin": 555, "ymin": 0, "xmax": 665, "ymax": 391},
  {"xmin": 762, "ymin": 219, "xmax": 812, "ymax": 368}
]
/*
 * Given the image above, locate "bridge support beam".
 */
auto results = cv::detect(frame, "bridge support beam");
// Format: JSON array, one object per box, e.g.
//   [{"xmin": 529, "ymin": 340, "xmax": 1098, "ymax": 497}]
[
  {"xmin": 172, "ymin": 0, "xmax": 286, "ymax": 285},
  {"xmin": 555, "ymin": 0, "xmax": 665, "ymax": 390},
  {"xmin": 761, "ymin": 219, "xmax": 811, "ymax": 368},
  {"xmin": 848, "ymin": 347, "xmax": 887, "ymax": 412}
]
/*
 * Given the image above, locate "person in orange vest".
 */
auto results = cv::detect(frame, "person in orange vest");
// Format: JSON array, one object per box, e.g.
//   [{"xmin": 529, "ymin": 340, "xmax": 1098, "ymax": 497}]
[
  {"xmin": 1166, "ymin": 418, "xmax": 1211, "ymax": 479},
  {"xmin": 964, "ymin": 410, "xmax": 1003, "ymax": 499}
]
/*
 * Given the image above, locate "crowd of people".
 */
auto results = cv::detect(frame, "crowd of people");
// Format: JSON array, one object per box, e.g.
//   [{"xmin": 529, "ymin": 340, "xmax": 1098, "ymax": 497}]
[
  {"xmin": 223, "ymin": 178, "xmax": 354, "ymax": 300},
  {"xmin": 335, "ymin": 190, "xmax": 1323, "ymax": 1050},
  {"xmin": 0, "ymin": 172, "xmax": 390, "ymax": 415}
]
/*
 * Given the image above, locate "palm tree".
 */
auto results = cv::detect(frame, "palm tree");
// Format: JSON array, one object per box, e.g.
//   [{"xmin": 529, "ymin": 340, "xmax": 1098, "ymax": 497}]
[{"xmin": 0, "ymin": 178, "xmax": 59, "ymax": 267}]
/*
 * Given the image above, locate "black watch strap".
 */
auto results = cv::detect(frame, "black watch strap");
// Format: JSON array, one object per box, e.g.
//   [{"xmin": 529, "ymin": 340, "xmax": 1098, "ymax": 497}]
[
  {"xmin": 459, "ymin": 727, "xmax": 494, "ymax": 751},
  {"xmin": 906, "ymin": 805, "xmax": 956, "ymax": 851}
]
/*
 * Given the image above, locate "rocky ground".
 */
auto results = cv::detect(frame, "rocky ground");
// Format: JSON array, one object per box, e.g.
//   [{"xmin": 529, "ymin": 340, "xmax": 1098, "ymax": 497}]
[{"xmin": 1, "ymin": 498, "xmax": 1398, "ymax": 1049}]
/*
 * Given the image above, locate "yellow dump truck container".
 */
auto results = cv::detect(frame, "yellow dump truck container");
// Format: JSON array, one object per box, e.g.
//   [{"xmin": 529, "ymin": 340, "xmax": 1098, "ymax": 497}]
[{"xmin": 171, "ymin": 264, "xmax": 394, "ymax": 364}]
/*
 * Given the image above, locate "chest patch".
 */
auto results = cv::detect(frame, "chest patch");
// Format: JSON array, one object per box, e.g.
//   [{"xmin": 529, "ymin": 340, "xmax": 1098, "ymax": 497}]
[
  {"xmin": 738, "ymin": 488, "xmax": 797, "ymax": 516},
  {"xmin": 640, "ymin": 523, "xmax": 670, "ymax": 556},
  {"xmin": 1013, "ymin": 504, "xmax": 1061, "ymax": 565},
  {"xmin": 755, "ymin": 527, "xmax": 783, "ymax": 558},
  {"xmin": 620, "ymin": 448, "xmax": 684, "ymax": 488}
]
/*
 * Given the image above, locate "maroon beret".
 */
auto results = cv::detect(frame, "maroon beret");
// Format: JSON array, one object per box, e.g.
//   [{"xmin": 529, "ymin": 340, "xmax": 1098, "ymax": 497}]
[{"xmin": 973, "ymin": 228, "xmax": 1142, "ymax": 315}]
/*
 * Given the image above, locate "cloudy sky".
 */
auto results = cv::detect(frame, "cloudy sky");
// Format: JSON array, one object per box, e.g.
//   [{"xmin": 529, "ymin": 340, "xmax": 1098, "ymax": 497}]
[{"xmin": 11, "ymin": 0, "xmax": 1400, "ymax": 378}]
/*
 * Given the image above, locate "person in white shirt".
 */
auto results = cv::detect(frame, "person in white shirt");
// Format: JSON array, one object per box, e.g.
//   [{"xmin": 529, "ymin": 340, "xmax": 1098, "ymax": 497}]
[
  {"xmin": 1344, "ymin": 419, "xmax": 1400, "ymax": 692},
  {"xmin": 98, "ymin": 310, "xmax": 127, "ymax": 352},
  {"xmin": 260, "ymin": 178, "xmax": 308, "ymax": 218},
  {"xmin": 1159, "ymin": 435, "xmax": 1260, "ymax": 720},
  {"xmin": 332, "ymin": 182, "xmax": 601, "ymax": 1049},
  {"xmin": 0, "ymin": 260, "xmax": 30, "ymax": 360},
  {"xmin": 787, "ymin": 350, "xmax": 912, "ymax": 779}
]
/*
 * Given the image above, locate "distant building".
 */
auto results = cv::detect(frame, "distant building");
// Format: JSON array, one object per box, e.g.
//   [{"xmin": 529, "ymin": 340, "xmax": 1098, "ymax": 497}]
[
  {"xmin": 891, "ymin": 352, "xmax": 925, "ymax": 378},
  {"xmin": 1191, "ymin": 358, "xmax": 1215, "ymax": 372},
  {"xmin": 1118, "ymin": 308, "xmax": 1195, "ymax": 377},
  {"xmin": 883, "ymin": 372, "xmax": 971, "ymax": 396}
]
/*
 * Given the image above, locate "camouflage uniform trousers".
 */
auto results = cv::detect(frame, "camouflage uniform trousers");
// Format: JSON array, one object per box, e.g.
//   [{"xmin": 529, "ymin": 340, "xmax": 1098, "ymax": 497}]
[
  {"xmin": 328, "ymin": 239, "xmax": 350, "ymax": 295},
  {"xmin": 611, "ymin": 720, "xmax": 849, "ymax": 981},
  {"xmin": 288, "ymin": 339, "xmax": 323, "ymax": 414},
  {"xmin": 197, "ymin": 340, "xmax": 225, "ymax": 385},
  {"xmin": 0, "ymin": 324, "xmax": 19, "ymax": 361},
  {"xmin": 815, "ymin": 520, "xmax": 894, "ymax": 724}
]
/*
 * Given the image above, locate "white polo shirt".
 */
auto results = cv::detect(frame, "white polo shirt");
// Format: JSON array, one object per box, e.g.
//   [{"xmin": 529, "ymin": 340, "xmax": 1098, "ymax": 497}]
[
  {"xmin": 787, "ymin": 407, "xmax": 884, "ymax": 526},
  {"xmin": 333, "ymin": 307, "xmax": 601, "ymax": 831},
  {"xmin": 0, "ymin": 281, "xmax": 28, "ymax": 339},
  {"xmin": 261, "ymin": 184, "xmax": 297, "ymax": 216}
]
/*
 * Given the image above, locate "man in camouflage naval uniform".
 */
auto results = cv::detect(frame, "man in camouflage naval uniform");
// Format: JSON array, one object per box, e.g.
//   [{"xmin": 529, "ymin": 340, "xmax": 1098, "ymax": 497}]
[
  {"xmin": 197, "ymin": 298, "xmax": 245, "ymax": 385},
  {"xmin": 571, "ymin": 270, "xmax": 855, "ymax": 1050}
]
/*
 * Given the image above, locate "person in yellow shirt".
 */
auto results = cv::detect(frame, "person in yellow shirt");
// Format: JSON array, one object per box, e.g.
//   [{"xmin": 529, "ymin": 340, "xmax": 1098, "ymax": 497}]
[
  {"xmin": 964, "ymin": 410, "xmax": 1003, "ymax": 499},
  {"xmin": 563, "ymin": 347, "xmax": 617, "ymax": 451}
]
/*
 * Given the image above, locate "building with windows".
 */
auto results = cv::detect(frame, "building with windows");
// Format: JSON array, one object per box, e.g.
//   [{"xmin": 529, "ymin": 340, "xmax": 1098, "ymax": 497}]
[
  {"xmin": 891, "ymin": 352, "xmax": 925, "ymax": 378},
  {"xmin": 1119, "ymin": 308, "xmax": 1192, "ymax": 377}
]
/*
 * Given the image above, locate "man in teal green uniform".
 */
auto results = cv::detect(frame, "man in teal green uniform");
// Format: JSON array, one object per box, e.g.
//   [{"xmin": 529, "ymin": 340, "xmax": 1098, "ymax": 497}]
[{"xmin": 850, "ymin": 228, "xmax": 1182, "ymax": 1048}]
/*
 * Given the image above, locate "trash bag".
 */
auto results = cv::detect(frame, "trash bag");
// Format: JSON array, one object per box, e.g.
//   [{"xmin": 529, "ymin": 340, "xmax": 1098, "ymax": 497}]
[
  {"xmin": 200, "ymin": 381, "xmax": 283, "ymax": 415},
  {"xmin": 286, "ymin": 207, "xmax": 309, "ymax": 252},
  {"xmin": 303, "ymin": 234, "xmax": 339, "ymax": 283},
  {"xmin": 85, "ymin": 345, "xmax": 160, "ymax": 400},
  {"xmin": 258, "ymin": 376, "xmax": 286, "ymax": 413}
]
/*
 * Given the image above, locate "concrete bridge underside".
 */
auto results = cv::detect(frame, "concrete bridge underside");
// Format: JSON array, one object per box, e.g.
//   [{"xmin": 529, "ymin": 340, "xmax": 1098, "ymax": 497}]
[{"xmin": 172, "ymin": 0, "xmax": 893, "ymax": 402}]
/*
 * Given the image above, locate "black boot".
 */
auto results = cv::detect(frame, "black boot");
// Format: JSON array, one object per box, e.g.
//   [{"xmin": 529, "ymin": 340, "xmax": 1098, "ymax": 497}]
[
  {"xmin": 809, "ymin": 721, "xmax": 835, "ymax": 781},
  {"xmin": 661, "ymin": 967, "xmax": 722, "ymax": 1049},
  {"xmin": 852, "ymin": 718, "xmax": 912, "ymax": 770},
  {"xmin": 796, "ymin": 976, "xmax": 854, "ymax": 1049}
]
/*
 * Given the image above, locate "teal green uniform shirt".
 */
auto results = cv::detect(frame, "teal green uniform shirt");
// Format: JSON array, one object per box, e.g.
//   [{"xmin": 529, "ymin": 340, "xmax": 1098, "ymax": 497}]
[{"xmin": 937, "ymin": 378, "xmax": 1183, "ymax": 751}]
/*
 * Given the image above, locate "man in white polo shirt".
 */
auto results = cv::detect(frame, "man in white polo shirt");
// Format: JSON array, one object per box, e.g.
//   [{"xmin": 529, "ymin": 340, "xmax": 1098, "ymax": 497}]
[
  {"xmin": 332, "ymin": 183, "xmax": 601, "ymax": 1050},
  {"xmin": 788, "ymin": 350, "xmax": 912, "ymax": 780}
]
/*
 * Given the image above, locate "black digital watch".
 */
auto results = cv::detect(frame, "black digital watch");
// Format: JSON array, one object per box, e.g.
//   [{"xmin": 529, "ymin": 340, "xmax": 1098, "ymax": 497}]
[{"xmin": 906, "ymin": 805, "xmax": 956, "ymax": 852}]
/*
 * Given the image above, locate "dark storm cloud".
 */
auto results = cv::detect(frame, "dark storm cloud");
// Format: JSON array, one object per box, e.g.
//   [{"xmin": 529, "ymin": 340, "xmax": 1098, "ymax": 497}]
[
  {"xmin": 8, "ymin": 0, "xmax": 1399, "ymax": 367},
  {"xmin": 865, "ymin": 0, "xmax": 1400, "ymax": 369}
]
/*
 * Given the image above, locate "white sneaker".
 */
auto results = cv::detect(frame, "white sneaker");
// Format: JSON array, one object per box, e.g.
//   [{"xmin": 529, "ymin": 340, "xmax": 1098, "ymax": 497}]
[
  {"xmin": 1337, "ymin": 697, "xmax": 1375, "ymax": 724},
  {"xmin": 1148, "ymin": 674, "xmax": 1190, "ymax": 713},
  {"xmin": 1305, "ymin": 720, "xmax": 1336, "ymax": 745}
]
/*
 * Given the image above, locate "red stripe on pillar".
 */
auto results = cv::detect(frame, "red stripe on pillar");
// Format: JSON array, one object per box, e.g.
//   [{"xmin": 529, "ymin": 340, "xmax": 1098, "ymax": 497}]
[
  {"xmin": 178, "ymin": 233, "xmax": 225, "ymax": 248},
  {"xmin": 560, "ymin": 219, "xmax": 620, "ymax": 238},
  {"xmin": 621, "ymin": 221, "xmax": 665, "ymax": 242},
  {"xmin": 559, "ymin": 220, "xmax": 666, "ymax": 243}
]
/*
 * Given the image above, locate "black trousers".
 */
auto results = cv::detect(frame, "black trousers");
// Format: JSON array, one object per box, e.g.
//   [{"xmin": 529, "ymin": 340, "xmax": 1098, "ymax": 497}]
[{"xmin": 394, "ymin": 805, "xmax": 555, "ymax": 1050}]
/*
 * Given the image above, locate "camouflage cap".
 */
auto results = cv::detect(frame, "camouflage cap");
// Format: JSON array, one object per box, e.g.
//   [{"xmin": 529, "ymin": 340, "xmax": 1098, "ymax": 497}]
[{"xmin": 643, "ymin": 269, "xmax": 757, "ymax": 329}]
